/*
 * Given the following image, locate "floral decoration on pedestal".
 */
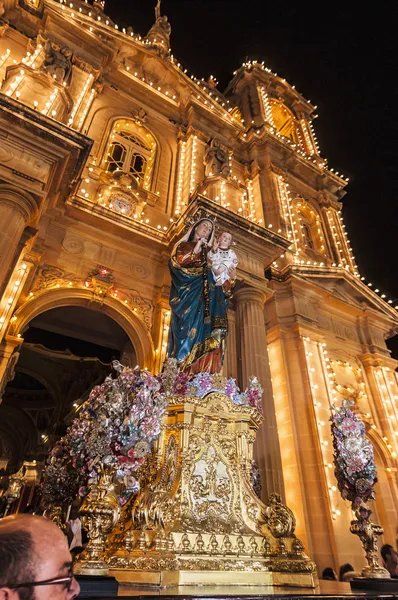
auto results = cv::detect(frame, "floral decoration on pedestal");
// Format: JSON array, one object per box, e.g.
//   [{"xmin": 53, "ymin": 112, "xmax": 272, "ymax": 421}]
[
  {"xmin": 42, "ymin": 358, "xmax": 263, "ymax": 513},
  {"xmin": 41, "ymin": 361, "xmax": 168, "ymax": 510},
  {"xmin": 331, "ymin": 399, "xmax": 377, "ymax": 507},
  {"xmin": 161, "ymin": 358, "xmax": 263, "ymax": 412},
  {"xmin": 331, "ymin": 399, "xmax": 388, "ymax": 578}
]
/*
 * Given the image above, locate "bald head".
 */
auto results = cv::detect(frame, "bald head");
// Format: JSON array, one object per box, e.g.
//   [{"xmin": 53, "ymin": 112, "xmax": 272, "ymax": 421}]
[
  {"xmin": 0, "ymin": 514, "xmax": 63, "ymax": 537},
  {"xmin": 0, "ymin": 515, "xmax": 79, "ymax": 600}
]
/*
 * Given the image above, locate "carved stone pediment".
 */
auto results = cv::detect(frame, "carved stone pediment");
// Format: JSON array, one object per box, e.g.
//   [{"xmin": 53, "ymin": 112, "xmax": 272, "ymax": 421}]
[{"xmin": 299, "ymin": 271, "xmax": 398, "ymax": 319}]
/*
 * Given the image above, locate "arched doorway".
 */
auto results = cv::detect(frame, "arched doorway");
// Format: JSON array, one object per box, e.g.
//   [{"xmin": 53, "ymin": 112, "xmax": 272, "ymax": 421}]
[
  {"xmin": 0, "ymin": 290, "xmax": 154, "ymax": 473},
  {"xmin": 8, "ymin": 287, "xmax": 154, "ymax": 368}
]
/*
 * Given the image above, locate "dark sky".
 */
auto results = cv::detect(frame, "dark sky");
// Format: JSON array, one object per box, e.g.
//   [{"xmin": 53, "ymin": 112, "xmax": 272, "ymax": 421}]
[{"xmin": 105, "ymin": 0, "xmax": 398, "ymax": 358}]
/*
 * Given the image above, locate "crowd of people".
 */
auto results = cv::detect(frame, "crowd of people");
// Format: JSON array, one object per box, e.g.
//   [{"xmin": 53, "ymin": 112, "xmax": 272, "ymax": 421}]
[{"xmin": 322, "ymin": 543, "xmax": 398, "ymax": 582}]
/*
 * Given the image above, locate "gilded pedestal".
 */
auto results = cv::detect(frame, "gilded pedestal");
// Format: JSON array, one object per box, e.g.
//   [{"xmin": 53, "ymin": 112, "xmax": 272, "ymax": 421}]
[{"xmin": 108, "ymin": 393, "xmax": 317, "ymax": 587}]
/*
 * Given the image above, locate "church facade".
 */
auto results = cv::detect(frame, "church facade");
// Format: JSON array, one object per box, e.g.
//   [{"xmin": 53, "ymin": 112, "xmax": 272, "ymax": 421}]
[{"xmin": 0, "ymin": 0, "xmax": 397, "ymax": 574}]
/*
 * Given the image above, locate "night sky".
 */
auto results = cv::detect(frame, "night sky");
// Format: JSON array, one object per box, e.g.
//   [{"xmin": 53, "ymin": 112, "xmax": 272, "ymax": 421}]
[{"xmin": 105, "ymin": 1, "xmax": 398, "ymax": 358}]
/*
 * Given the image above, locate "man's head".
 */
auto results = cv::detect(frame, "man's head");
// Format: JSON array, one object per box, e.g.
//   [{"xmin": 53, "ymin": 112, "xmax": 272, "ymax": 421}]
[
  {"xmin": 381, "ymin": 543, "xmax": 398, "ymax": 576},
  {"xmin": 0, "ymin": 514, "xmax": 80, "ymax": 600},
  {"xmin": 218, "ymin": 232, "xmax": 232, "ymax": 250},
  {"xmin": 338, "ymin": 563, "xmax": 354, "ymax": 581}
]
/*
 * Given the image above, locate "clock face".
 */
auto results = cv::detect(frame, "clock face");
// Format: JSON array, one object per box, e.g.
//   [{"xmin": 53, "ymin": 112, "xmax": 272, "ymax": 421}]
[{"xmin": 110, "ymin": 193, "xmax": 133, "ymax": 215}]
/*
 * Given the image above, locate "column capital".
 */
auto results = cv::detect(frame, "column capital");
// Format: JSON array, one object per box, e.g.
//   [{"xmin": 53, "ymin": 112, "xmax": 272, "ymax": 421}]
[
  {"xmin": 359, "ymin": 352, "xmax": 397, "ymax": 369},
  {"xmin": 233, "ymin": 283, "xmax": 267, "ymax": 306}
]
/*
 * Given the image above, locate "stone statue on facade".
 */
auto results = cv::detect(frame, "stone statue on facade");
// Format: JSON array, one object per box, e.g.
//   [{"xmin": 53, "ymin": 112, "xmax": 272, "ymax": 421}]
[
  {"xmin": 40, "ymin": 39, "xmax": 72, "ymax": 84},
  {"xmin": 145, "ymin": 0, "xmax": 171, "ymax": 55},
  {"xmin": 204, "ymin": 139, "xmax": 231, "ymax": 178}
]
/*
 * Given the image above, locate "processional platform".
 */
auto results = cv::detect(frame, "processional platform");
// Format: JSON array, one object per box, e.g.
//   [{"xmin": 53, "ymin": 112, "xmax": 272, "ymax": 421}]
[{"xmin": 105, "ymin": 392, "xmax": 317, "ymax": 588}]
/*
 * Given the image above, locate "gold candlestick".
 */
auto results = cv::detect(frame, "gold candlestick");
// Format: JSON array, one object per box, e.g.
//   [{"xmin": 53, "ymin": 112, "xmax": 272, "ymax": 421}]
[
  {"xmin": 350, "ymin": 505, "xmax": 389, "ymax": 579},
  {"xmin": 76, "ymin": 466, "xmax": 120, "ymax": 576}
]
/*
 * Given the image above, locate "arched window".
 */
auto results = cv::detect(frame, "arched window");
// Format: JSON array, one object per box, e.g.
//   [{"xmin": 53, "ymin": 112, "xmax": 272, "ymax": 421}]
[
  {"xmin": 302, "ymin": 222, "xmax": 315, "ymax": 250},
  {"xmin": 269, "ymin": 99, "xmax": 300, "ymax": 145},
  {"xmin": 103, "ymin": 120, "xmax": 156, "ymax": 189},
  {"xmin": 294, "ymin": 200, "xmax": 328, "ymax": 260}
]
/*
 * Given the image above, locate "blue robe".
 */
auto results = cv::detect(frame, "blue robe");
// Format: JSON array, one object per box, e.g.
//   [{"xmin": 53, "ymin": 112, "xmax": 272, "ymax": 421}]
[{"xmin": 167, "ymin": 241, "xmax": 229, "ymax": 373}]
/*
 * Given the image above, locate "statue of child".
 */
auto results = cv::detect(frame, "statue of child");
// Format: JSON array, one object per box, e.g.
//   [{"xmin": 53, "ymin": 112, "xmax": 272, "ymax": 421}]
[{"xmin": 209, "ymin": 231, "xmax": 238, "ymax": 286}]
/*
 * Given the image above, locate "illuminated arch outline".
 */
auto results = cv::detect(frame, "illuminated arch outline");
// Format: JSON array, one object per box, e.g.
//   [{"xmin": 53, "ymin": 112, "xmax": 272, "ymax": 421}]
[{"xmin": 8, "ymin": 288, "xmax": 155, "ymax": 370}]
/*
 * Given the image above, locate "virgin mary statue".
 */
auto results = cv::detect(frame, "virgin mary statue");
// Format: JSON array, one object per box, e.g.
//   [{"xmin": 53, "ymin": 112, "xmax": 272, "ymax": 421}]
[{"xmin": 167, "ymin": 217, "xmax": 235, "ymax": 375}]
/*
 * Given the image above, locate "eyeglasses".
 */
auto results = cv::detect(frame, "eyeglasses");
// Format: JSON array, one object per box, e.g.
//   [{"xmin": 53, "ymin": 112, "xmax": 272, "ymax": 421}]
[{"xmin": 12, "ymin": 573, "xmax": 74, "ymax": 592}]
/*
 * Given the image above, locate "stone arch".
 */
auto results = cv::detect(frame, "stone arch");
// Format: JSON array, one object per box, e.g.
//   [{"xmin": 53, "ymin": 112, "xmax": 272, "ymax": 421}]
[
  {"xmin": 269, "ymin": 98, "xmax": 300, "ymax": 144},
  {"xmin": 0, "ymin": 184, "xmax": 38, "ymax": 222},
  {"xmin": 8, "ymin": 288, "xmax": 155, "ymax": 370}
]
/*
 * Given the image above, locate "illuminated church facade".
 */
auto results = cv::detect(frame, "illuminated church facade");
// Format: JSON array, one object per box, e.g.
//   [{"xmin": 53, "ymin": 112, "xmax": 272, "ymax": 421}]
[{"xmin": 0, "ymin": 0, "xmax": 397, "ymax": 574}]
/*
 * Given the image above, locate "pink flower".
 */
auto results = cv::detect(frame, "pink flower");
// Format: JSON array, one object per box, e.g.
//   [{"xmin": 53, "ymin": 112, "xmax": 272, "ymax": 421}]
[
  {"xmin": 193, "ymin": 372, "xmax": 213, "ymax": 395},
  {"xmin": 173, "ymin": 372, "xmax": 190, "ymax": 395},
  {"xmin": 141, "ymin": 417, "xmax": 160, "ymax": 439},
  {"xmin": 340, "ymin": 418, "xmax": 361, "ymax": 435},
  {"xmin": 346, "ymin": 456, "xmax": 366, "ymax": 474}
]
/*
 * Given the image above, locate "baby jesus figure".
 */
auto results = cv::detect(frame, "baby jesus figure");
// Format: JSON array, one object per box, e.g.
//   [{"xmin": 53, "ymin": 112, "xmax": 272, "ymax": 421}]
[{"xmin": 209, "ymin": 231, "xmax": 238, "ymax": 287}]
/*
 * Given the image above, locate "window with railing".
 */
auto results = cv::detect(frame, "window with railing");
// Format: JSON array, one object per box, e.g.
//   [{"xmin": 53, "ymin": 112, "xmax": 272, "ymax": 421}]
[{"xmin": 104, "ymin": 120, "xmax": 156, "ymax": 189}]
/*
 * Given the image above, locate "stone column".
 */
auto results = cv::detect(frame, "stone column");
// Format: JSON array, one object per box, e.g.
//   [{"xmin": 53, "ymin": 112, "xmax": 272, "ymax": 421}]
[
  {"xmin": 0, "ymin": 335, "xmax": 22, "ymax": 404},
  {"xmin": 0, "ymin": 187, "xmax": 37, "ymax": 293},
  {"xmin": 234, "ymin": 284, "xmax": 285, "ymax": 502},
  {"xmin": 152, "ymin": 285, "xmax": 171, "ymax": 374}
]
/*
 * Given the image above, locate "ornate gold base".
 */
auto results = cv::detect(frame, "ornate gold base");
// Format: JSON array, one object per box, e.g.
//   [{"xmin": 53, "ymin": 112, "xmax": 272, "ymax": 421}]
[
  {"xmin": 361, "ymin": 565, "xmax": 390, "ymax": 579},
  {"xmin": 110, "ymin": 568, "xmax": 317, "ymax": 588},
  {"xmin": 75, "ymin": 564, "xmax": 109, "ymax": 577},
  {"xmin": 106, "ymin": 393, "xmax": 317, "ymax": 588}
]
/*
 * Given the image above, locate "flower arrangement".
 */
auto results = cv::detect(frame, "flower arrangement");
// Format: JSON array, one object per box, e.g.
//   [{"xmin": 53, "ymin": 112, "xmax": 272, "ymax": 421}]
[
  {"xmin": 160, "ymin": 359, "xmax": 263, "ymax": 413},
  {"xmin": 41, "ymin": 362, "xmax": 168, "ymax": 510},
  {"xmin": 331, "ymin": 400, "xmax": 377, "ymax": 508},
  {"xmin": 42, "ymin": 359, "xmax": 264, "ymax": 511}
]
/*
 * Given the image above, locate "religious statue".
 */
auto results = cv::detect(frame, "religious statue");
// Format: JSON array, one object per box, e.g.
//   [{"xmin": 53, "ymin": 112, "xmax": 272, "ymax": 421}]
[
  {"xmin": 167, "ymin": 217, "xmax": 237, "ymax": 374},
  {"xmin": 204, "ymin": 139, "xmax": 231, "ymax": 178},
  {"xmin": 154, "ymin": 0, "xmax": 171, "ymax": 38},
  {"xmin": 40, "ymin": 39, "xmax": 72, "ymax": 84},
  {"xmin": 145, "ymin": 0, "xmax": 171, "ymax": 55},
  {"xmin": 209, "ymin": 231, "xmax": 238, "ymax": 286}
]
